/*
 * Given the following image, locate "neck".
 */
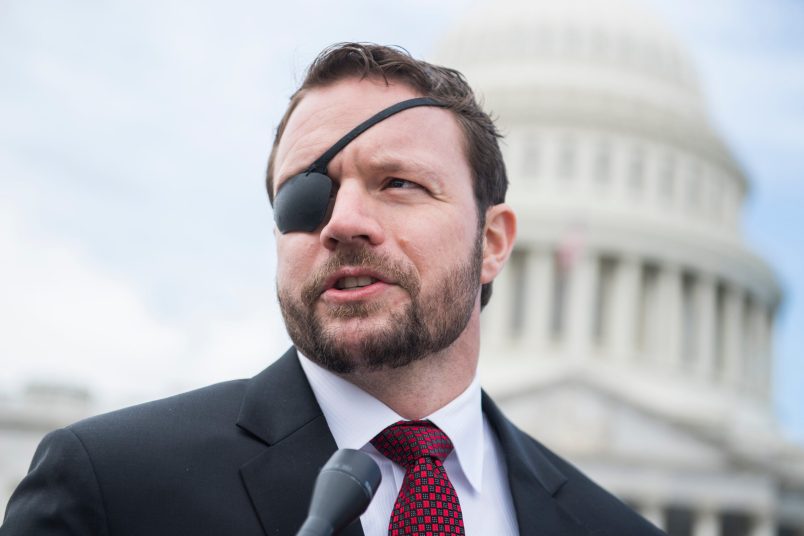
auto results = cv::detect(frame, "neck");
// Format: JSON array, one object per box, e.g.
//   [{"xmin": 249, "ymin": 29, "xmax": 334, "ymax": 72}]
[{"xmin": 339, "ymin": 312, "xmax": 480, "ymax": 420}]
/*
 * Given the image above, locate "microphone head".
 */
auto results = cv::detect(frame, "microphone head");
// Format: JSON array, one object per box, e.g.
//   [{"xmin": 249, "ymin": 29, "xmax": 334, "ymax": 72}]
[{"xmin": 299, "ymin": 449, "xmax": 382, "ymax": 535}]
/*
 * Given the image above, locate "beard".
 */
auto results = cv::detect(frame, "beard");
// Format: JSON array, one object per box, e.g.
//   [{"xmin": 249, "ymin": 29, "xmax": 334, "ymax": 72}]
[{"xmin": 277, "ymin": 231, "xmax": 483, "ymax": 374}]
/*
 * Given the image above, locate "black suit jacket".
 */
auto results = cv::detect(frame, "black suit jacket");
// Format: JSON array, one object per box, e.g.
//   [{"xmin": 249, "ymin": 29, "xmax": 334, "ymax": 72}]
[{"xmin": 2, "ymin": 348, "xmax": 663, "ymax": 535}]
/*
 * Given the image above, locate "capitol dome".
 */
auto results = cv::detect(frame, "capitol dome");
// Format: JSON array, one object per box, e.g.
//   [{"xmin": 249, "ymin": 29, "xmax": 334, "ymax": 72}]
[
  {"xmin": 439, "ymin": 0, "xmax": 708, "ymax": 116},
  {"xmin": 437, "ymin": 0, "xmax": 751, "ymax": 233},
  {"xmin": 435, "ymin": 0, "xmax": 802, "ymax": 534}
]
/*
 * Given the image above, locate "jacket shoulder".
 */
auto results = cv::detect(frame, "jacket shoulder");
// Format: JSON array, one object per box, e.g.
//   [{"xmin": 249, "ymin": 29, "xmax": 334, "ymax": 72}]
[
  {"xmin": 67, "ymin": 378, "xmax": 250, "ymax": 445},
  {"xmin": 2, "ymin": 380, "xmax": 267, "ymax": 535},
  {"xmin": 483, "ymin": 392, "xmax": 664, "ymax": 535},
  {"xmin": 521, "ymin": 432, "xmax": 665, "ymax": 535}
]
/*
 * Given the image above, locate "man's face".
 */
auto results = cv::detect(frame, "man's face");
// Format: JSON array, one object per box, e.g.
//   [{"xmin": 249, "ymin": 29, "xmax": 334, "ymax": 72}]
[{"xmin": 273, "ymin": 77, "xmax": 482, "ymax": 373}]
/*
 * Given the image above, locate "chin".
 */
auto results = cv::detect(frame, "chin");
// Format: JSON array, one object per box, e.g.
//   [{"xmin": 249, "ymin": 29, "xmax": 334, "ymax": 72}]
[{"xmin": 323, "ymin": 313, "xmax": 393, "ymax": 333}]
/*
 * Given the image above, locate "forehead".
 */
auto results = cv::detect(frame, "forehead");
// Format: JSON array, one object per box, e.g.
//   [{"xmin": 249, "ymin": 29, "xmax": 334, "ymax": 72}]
[{"xmin": 272, "ymin": 77, "xmax": 469, "ymax": 192}]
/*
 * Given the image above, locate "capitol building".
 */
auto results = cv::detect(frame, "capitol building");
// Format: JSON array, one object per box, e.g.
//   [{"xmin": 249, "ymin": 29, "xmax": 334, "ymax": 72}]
[
  {"xmin": 2, "ymin": 0, "xmax": 803, "ymax": 534},
  {"xmin": 436, "ymin": 0, "xmax": 804, "ymax": 534}
]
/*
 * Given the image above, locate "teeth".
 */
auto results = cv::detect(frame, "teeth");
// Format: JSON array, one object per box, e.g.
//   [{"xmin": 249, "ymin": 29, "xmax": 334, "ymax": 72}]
[{"xmin": 335, "ymin": 276, "xmax": 377, "ymax": 290}]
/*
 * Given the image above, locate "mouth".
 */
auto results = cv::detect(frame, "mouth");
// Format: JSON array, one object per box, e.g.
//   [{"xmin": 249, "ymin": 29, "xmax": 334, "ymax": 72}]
[
  {"xmin": 334, "ymin": 275, "xmax": 379, "ymax": 290},
  {"xmin": 316, "ymin": 268, "xmax": 393, "ymax": 302}
]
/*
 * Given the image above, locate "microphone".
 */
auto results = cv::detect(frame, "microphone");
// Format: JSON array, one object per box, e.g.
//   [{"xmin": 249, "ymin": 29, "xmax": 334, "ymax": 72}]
[{"xmin": 296, "ymin": 449, "xmax": 382, "ymax": 536}]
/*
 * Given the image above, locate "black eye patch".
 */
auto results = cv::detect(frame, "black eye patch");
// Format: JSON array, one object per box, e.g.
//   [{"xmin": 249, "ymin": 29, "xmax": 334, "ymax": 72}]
[{"xmin": 273, "ymin": 97, "xmax": 448, "ymax": 234}]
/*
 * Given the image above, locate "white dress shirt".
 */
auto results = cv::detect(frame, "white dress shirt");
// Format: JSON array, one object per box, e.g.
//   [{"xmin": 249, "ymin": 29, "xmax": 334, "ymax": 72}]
[{"xmin": 298, "ymin": 353, "xmax": 519, "ymax": 536}]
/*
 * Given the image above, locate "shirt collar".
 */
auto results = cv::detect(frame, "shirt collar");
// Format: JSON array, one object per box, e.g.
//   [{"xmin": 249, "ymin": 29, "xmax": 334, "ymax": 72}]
[{"xmin": 297, "ymin": 351, "xmax": 485, "ymax": 492}]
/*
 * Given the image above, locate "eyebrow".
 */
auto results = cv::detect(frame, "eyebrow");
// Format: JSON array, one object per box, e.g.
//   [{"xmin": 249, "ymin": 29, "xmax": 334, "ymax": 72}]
[{"xmin": 364, "ymin": 154, "xmax": 445, "ymax": 187}]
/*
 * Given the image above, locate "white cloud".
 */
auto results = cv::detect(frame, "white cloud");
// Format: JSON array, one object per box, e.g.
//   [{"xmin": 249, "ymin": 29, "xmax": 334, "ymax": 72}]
[
  {"xmin": 0, "ymin": 190, "xmax": 292, "ymax": 407},
  {"xmin": 178, "ymin": 299, "xmax": 292, "ymax": 391},
  {"xmin": 0, "ymin": 201, "xmax": 186, "ymax": 400}
]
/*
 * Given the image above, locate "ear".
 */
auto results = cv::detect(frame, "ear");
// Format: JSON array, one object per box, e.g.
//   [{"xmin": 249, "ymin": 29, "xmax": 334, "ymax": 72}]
[{"xmin": 480, "ymin": 203, "xmax": 516, "ymax": 285}]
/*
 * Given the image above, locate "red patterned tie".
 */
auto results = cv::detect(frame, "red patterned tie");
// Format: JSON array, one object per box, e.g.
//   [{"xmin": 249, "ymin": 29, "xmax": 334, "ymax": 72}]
[{"xmin": 370, "ymin": 420, "xmax": 465, "ymax": 535}]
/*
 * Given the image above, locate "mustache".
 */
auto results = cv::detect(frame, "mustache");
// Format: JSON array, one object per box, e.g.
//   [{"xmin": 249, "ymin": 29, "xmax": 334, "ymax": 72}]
[{"xmin": 300, "ymin": 247, "xmax": 421, "ymax": 307}]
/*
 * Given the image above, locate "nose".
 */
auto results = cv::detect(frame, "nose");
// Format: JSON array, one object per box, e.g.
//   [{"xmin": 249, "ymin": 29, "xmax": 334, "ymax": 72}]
[{"xmin": 319, "ymin": 180, "xmax": 385, "ymax": 250}]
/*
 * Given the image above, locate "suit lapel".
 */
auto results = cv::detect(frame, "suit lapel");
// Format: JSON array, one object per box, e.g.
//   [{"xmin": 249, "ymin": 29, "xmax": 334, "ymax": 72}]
[
  {"xmin": 234, "ymin": 350, "xmax": 589, "ymax": 536},
  {"xmin": 482, "ymin": 392, "xmax": 593, "ymax": 536},
  {"xmin": 236, "ymin": 348, "xmax": 364, "ymax": 536}
]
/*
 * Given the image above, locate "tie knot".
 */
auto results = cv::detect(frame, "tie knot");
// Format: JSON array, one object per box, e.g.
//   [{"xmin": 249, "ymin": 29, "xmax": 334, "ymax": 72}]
[{"xmin": 370, "ymin": 420, "xmax": 454, "ymax": 468}]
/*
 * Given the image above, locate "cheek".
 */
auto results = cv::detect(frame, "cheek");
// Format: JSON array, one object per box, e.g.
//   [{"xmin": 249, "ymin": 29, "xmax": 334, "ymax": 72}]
[
  {"xmin": 276, "ymin": 237, "xmax": 318, "ymax": 287},
  {"xmin": 397, "ymin": 213, "xmax": 475, "ymax": 273},
  {"xmin": 396, "ymin": 232, "xmax": 425, "ymax": 264}
]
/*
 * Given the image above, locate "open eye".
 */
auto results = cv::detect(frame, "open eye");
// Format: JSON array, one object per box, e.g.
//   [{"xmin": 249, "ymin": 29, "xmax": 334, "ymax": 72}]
[{"xmin": 385, "ymin": 178, "xmax": 420, "ymax": 189}]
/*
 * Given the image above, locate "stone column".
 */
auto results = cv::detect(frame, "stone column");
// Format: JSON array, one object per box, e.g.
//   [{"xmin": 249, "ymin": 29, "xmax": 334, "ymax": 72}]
[
  {"xmin": 692, "ymin": 509, "xmax": 719, "ymax": 536},
  {"xmin": 747, "ymin": 300, "xmax": 766, "ymax": 394},
  {"xmin": 722, "ymin": 284, "xmax": 744, "ymax": 387},
  {"xmin": 695, "ymin": 274, "xmax": 717, "ymax": 380},
  {"xmin": 754, "ymin": 305, "xmax": 768, "ymax": 397},
  {"xmin": 761, "ymin": 307, "xmax": 775, "ymax": 398},
  {"xmin": 610, "ymin": 255, "xmax": 640, "ymax": 364},
  {"xmin": 524, "ymin": 248, "xmax": 552, "ymax": 352},
  {"xmin": 565, "ymin": 250, "xmax": 597, "ymax": 361},
  {"xmin": 658, "ymin": 264, "xmax": 683, "ymax": 369}
]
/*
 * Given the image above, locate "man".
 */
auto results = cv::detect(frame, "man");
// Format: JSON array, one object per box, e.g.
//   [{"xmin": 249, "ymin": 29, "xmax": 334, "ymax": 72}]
[{"xmin": 2, "ymin": 43, "xmax": 663, "ymax": 535}]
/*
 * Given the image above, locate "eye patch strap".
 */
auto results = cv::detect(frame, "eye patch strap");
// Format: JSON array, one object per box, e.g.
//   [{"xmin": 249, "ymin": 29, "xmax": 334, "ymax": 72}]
[
  {"xmin": 275, "ymin": 97, "xmax": 448, "ymax": 234},
  {"xmin": 307, "ymin": 97, "xmax": 448, "ymax": 174}
]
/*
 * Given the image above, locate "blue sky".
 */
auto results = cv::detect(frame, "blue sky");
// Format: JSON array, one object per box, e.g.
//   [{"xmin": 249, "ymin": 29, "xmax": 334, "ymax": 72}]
[{"xmin": 0, "ymin": 0, "xmax": 801, "ymax": 440}]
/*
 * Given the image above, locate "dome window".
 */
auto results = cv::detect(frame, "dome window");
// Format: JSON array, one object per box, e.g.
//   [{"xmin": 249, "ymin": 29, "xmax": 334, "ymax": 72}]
[
  {"xmin": 557, "ymin": 136, "xmax": 577, "ymax": 181},
  {"xmin": 522, "ymin": 135, "xmax": 541, "ymax": 180},
  {"xmin": 594, "ymin": 141, "xmax": 612, "ymax": 186},
  {"xmin": 659, "ymin": 154, "xmax": 676, "ymax": 203},
  {"xmin": 686, "ymin": 163, "xmax": 702, "ymax": 212},
  {"xmin": 628, "ymin": 146, "xmax": 646, "ymax": 196}
]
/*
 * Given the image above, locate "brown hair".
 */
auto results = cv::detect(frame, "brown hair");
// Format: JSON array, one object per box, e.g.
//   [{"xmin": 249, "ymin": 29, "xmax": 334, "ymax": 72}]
[{"xmin": 266, "ymin": 42, "xmax": 508, "ymax": 308}]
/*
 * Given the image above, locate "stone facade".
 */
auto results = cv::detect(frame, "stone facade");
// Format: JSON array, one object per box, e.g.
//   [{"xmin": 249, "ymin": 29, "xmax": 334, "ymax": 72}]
[{"xmin": 436, "ymin": 0, "xmax": 804, "ymax": 534}]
